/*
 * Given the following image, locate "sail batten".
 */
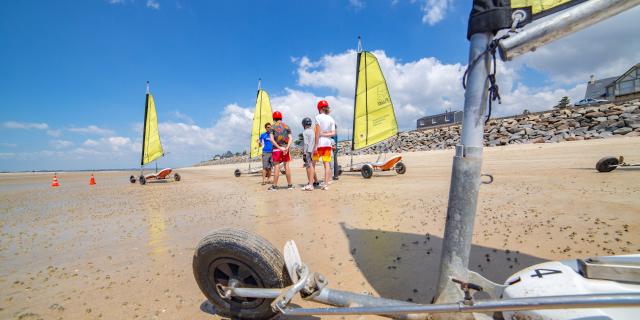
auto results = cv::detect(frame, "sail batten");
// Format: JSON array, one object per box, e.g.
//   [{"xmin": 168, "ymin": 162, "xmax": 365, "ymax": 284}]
[
  {"xmin": 250, "ymin": 89, "xmax": 273, "ymax": 159},
  {"xmin": 352, "ymin": 51, "xmax": 398, "ymax": 151},
  {"xmin": 141, "ymin": 93, "xmax": 164, "ymax": 166}
]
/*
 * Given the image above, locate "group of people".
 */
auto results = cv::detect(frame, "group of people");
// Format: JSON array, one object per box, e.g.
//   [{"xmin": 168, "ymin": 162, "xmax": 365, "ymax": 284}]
[{"xmin": 257, "ymin": 100, "xmax": 336, "ymax": 191}]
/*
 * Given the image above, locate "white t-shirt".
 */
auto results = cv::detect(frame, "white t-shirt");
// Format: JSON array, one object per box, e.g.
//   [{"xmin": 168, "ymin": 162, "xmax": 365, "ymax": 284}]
[{"xmin": 315, "ymin": 113, "xmax": 336, "ymax": 148}]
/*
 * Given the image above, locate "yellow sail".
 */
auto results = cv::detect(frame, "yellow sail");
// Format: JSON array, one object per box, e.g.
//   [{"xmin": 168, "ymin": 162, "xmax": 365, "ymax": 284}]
[
  {"xmin": 352, "ymin": 51, "xmax": 398, "ymax": 150},
  {"xmin": 250, "ymin": 89, "xmax": 273, "ymax": 158},
  {"xmin": 511, "ymin": 0, "xmax": 585, "ymax": 19},
  {"xmin": 141, "ymin": 93, "xmax": 164, "ymax": 165}
]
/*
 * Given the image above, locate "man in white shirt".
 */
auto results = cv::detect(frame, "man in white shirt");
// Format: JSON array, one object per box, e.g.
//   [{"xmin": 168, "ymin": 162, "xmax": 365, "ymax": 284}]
[{"xmin": 313, "ymin": 100, "xmax": 336, "ymax": 190}]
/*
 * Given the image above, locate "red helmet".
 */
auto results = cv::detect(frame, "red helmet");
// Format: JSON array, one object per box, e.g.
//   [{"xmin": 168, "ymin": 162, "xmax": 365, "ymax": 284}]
[
  {"xmin": 317, "ymin": 100, "xmax": 329, "ymax": 112},
  {"xmin": 272, "ymin": 111, "xmax": 282, "ymax": 120}
]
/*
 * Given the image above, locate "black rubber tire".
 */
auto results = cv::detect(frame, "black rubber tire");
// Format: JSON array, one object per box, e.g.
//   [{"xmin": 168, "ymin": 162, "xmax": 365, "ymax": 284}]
[
  {"xmin": 395, "ymin": 162, "xmax": 407, "ymax": 174},
  {"xmin": 596, "ymin": 156, "xmax": 619, "ymax": 172},
  {"xmin": 361, "ymin": 164, "xmax": 373, "ymax": 179},
  {"xmin": 139, "ymin": 175, "xmax": 146, "ymax": 185},
  {"xmin": 337, "ymin": 165, "xmax": 343, "ymax": 176},
  {"xmin": 234, "ymin": 169, "xmax": 241, "ymax": 177},
  {"xmin": 193, "ymin": 228, "xmax": 291, "ymax": 320},
  {"xmin": 174, "ymin": 172, "xmax": 181, "ymax": 181},
  {"xmin": 129, "ymin": 175, "xmax": 136, "ymax": 184}
]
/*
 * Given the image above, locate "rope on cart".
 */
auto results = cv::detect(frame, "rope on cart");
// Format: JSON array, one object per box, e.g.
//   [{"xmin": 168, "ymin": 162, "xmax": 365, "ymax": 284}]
[{"xmin": 462, "ymin": 35, "xmax": 509, "ymax": 124}]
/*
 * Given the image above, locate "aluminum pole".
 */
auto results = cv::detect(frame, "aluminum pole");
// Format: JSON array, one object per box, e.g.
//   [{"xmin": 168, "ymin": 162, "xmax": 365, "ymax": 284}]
[
  {"xmin": 282, "ymin": 293, "xmax": 640, "ymax": 316},
  {"xmin": 499, "ymin": 0, "xmax": 640, "ymax": 61},
  {"xmin": 434, "ymin": 32, "xmax": 492, "ymax": 312}
]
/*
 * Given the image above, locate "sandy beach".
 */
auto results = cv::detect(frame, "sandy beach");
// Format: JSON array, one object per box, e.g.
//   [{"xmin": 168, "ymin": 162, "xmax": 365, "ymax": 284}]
[{"xmin": 1, "ymin": 137, "xmax": 639, "ymax": 319}]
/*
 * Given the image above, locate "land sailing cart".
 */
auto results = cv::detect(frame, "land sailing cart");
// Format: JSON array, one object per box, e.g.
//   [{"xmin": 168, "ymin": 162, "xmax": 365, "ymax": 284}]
[
  {"xmin": 341, "ymin": 37, "xmax": 407, "ymax": 179},
  {"xmin": 192, "ymin": 1, "xmax": 640, "ymax": 319},
  {"xmin": 596, "ymin": 155, "xmax": 640, "ymax": 172},
  {"xmin": 129, "ymin": 82, "xmax": 180, "ymax": 185}
]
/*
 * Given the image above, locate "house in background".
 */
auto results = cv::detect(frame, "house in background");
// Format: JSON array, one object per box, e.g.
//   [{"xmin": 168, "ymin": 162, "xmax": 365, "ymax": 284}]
[
  {"xmin": 417, "ymin": 110, "xmax": 463, "ymax": 130},
  {"xmin": 585, "ymin": 63, "xmax": 640, "ymax": 102}
]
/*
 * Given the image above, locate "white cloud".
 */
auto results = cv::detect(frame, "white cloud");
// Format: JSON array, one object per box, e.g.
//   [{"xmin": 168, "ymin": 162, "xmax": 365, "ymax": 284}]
[
  {"xmin": 69, "ymin": 125, "xmax": 114, "ymax": 136},
  {"xmin": 50, "ymin": 140, "xmax": 74, "ymax": 149},
  {"xmin": 293, "ymin": 49, "xmax": 590, "ymax": 132},
  {"xmin": 46, "ymin": 129, "xmax": 62, "ymax": 137},
  {"xmin": 3, "ymin": 121, "xmax": 48, "ymax": 130},
  {"xmin": 108, "ymin": 0, "xmax": 125, "ymax": 4},
  {"xmin": 421, "ymin": 0, "xmax": 453, "ymax": 25},
  {"xmin": 146, "ymin": 0, "xmax": 160, "ymax": 10},
  {"xmin": 83, "ymin": 139, "xmax": 99, "ymax": 147},
  {"xmin": 171, "ymin": 111, "xmax": 195, "ymax": 124},
  {"xmin": 0, "ymin": 152, "xmax": 15, "ymax": 160},
  {"xmin": 0, "ymin": 143, "xmax": 17, "ymax": 148},
  {"xmin": 349, "ymin": 0, "xmax": 365, "ymax": 11}
]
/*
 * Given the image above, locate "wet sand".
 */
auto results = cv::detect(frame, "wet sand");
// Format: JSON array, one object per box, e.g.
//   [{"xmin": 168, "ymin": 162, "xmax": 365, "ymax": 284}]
[{"xmin": 1, "ymin": 137, "xmax": 639, "ymax": 319}]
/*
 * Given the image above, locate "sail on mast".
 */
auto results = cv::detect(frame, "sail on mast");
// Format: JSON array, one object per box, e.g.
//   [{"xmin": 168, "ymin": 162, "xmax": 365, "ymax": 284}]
[
  {"xmin": 249, "ymin": 85, "xmax": 273, "ymax": 159},
  {"xmin": 141, "ymin": 86, "xmax": 164, "ymax": 166},
  {"xmin": 351, "ymin": 47, "xmax": 398, "ymax": 151}
]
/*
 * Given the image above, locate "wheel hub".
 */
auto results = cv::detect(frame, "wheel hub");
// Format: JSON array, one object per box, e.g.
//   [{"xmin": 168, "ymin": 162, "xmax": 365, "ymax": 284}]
[{"xmin": 209, "ymin": 258, "xmax": 264, "ymax": 308}]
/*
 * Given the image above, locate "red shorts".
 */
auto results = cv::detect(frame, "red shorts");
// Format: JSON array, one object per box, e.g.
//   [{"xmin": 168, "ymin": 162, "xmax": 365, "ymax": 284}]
[{"xmin": 272, "ymin": 149, "xmax": 291, "ymax": 163}]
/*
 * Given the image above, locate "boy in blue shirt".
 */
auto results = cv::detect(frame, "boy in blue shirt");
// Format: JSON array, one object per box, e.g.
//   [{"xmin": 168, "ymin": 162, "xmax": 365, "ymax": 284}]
[{"xmin": 258, "ymin": 122, "xmax": 273, "ymax": 185}]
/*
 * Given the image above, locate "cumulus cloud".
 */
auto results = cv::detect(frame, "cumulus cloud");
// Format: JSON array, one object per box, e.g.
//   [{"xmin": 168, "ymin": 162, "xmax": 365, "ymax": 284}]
[
  {"xmin": 293, "ymin": 49, "xmax": 583, "ymax": 132},
  {"xmin": 146, "ymin": 0, "xmax": 160, "ymax": 10},
  {"xmin": 171, "ymin": 111, "xmax": 195, "ymax": 124},
  {"xmin": 421, "ymin": 0, "xmax": 453, "ymax": 25},
  {"xmin": 47, "ymin": 129, "xmax": 62, "ymax": 137},
  {"xmin": 50, "ymin": 140, "xmax": 74, "ymax": 149},
  {"xmin": 0, "ymin": 143, "xmax": 17, "ymax": 148},
  {"xmin": 83, "ymin": 139, "xmax": 99, "ymax": 147},
  {"xmin": 107, "ymin": 0, "xmax": 125, "ymax": 4},
  {"xmin": 3, "ymin": 121, "xmax": 48, "ymax": 130},
  {"xmin": 349, "ymin": 0, "xmax": 365, "ymax": 11},
  {"xmin": 68, "ymin": 125, "xmax": 114, "ymax": 136},
  {"xmin": 0, "ymin": 152, "xmax": 15, "ymax": 160}
]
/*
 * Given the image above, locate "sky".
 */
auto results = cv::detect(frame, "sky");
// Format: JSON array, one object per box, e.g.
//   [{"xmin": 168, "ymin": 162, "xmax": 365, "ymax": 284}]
[{"xmin": 1, "ymin": 0, "xmax": 639, "ymax": 171}]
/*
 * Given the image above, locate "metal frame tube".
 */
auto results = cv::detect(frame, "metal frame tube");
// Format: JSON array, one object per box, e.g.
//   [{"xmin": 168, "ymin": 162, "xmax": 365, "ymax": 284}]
[
  {"xmin": 226, "ymin": 286, "xmax": 640, "ymax": 318},
  {"xmin": 281, "ymin": 293, "xmax": 640, "ymax": 316},
  {"xmin": 435, "ymin": 32, "xmax": 492, "ymax": 307},
  {"xmin": 499, "ymin": 0, "xmax": 640, "ymax": 61}
]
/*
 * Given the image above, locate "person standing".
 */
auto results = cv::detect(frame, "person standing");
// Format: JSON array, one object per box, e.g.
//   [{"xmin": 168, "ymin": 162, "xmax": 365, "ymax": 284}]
[
  {"xmin": 268, "ymin": 111, "xmax": 293, "ymax": 191},
  {"xmin": 301, "ymin": 117, "xmax": 318, "ymax": 191},
  {"xmin": 313, "ymin": 100, "xmax": 336, "ymax": 190},
  {"xmin": 258, "ymin": 122, "xmax": 273, "ymax": 185}
]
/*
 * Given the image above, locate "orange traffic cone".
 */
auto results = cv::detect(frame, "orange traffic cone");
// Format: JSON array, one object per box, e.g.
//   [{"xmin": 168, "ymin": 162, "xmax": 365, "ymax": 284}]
[
  {"xmin": 89, "ymin": 174, "xmax": 96, "ymax": 185},
  {"xmin": 51, "ymin": 175, "xmax": 60, "ymax": 187}
]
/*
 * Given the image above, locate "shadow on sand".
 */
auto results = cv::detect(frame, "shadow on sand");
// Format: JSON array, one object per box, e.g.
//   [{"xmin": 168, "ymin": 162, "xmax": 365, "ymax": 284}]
[
  {"xmin": 340, "ymin": 223, "xmax": 547, "ymax": 303},
  {"xmin": 200, "ymin": 300, "xmax": 320, "ymax": 319}
]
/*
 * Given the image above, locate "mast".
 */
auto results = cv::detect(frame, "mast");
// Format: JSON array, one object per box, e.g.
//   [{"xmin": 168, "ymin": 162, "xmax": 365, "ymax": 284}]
[
  {"xmin": 350, "ymin": 36, "xmax": 363, "ymax": 168},
  {"xmin": 249, "ymin": 78, "xmax": 262, "ymax": 171},
  {"xmin": 141, "ymin": 81, "xmax": 150, "ymax": 174}
]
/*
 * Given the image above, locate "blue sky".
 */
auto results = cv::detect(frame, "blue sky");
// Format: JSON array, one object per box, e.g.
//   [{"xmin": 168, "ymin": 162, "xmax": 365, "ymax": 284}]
[{"xmin": 1, "ymin": 0, "xmax": 639, "ymax": 171}]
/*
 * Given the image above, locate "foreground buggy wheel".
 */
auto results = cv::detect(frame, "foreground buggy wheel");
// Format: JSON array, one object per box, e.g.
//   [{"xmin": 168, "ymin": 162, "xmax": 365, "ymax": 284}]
[
  {"xmin": 193, "ymin": 228, "xmax": 291, "ymax": 320},
  {"xmin": 596, "ymin": 156, "xmax": 619, "ymax": 172},
  {"xmin": 361, "ymin": 164, "xmax": 373, "ymax": 179},
  {"xmin": 395, "ymin": 162, "xmax": 407, "ymax": 174},
  {"xmin": 129, "ymin": 175, "xmax": 136, "ymax": 183},
  {"xmin": 234, "ymin": 169, "xmax": 241, "ymax": 177},
  {"xmin": 174, "ymin": 173, "xmax": 181, "ymax": 181},
  {"xmin": 139, "ymin": 175, "xmax": 146, "ymax": 185}
]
